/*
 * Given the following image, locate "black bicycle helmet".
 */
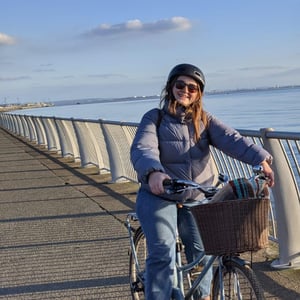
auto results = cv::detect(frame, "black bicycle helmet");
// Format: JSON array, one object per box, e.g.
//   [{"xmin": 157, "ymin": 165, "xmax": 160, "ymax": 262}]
[{"xmin": 167, "ymin": 63, "xmax": 205, "ymax": 92}]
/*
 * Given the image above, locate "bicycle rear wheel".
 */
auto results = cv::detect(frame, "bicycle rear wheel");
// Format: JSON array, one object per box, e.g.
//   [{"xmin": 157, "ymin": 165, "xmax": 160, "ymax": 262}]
[
  {"xmin": 129, "ymin": 226, "xmax": 147, "ymax": 300},
  {"xmin": 212, "ymin": 259, "xmax": 265, "ymax": 300}
]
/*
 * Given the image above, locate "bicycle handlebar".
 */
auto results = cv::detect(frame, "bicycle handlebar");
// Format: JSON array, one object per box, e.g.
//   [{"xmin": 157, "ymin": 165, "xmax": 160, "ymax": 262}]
[
  {"xmin": 163, "ymin": 178, "xmax": 221, "ymax": 198},
  {"xmin": 163, "ymin": 165, "xmax": 268, "ymax": 199}
]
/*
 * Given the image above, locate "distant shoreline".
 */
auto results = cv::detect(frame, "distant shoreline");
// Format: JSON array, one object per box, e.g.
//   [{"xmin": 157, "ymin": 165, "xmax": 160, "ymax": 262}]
[
  {"xmin": 52, "ymin": 84, "xmax": 300, "ymax": 107},
  {"xmin": 207, "ymin": 84, "xmax": 300, "ymax": 96},
  {"xmin": 1, "ymin": 84, "xmax": 299, "ymax": 112}
]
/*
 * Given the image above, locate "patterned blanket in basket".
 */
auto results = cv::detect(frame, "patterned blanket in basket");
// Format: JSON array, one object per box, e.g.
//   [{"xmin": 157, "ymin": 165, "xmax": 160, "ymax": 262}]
[{"xmin": 211, "ymin": 176, "xmax": 269, "ymax": 203}]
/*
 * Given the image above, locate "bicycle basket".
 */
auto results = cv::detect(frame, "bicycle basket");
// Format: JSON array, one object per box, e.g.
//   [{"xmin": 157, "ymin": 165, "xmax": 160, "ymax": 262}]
[{"xmin": 190, "ymin": 198, "xmax": 270, "ymax": 255}]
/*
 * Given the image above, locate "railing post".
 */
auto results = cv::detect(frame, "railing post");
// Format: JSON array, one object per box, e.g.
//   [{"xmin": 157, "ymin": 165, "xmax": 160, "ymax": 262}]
[
  {"xmin": 100, "ymin": 121, "xmax": 129, "ymax": 183},
  {"xmin": 260, "ymin": 128, "xmax": 300, "ymax": 269}
]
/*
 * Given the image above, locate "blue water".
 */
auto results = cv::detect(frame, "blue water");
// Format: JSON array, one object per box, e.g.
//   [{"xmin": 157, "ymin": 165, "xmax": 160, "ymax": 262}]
[{"xmin": 13, "ymin": 87, "xmax": 300, "ymax": 132}]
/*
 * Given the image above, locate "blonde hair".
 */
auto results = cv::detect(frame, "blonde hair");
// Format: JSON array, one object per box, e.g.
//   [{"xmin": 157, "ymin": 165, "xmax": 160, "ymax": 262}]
[{"xmin": 160, "ymin": 78, "xmax": 209, "ymax": 142}]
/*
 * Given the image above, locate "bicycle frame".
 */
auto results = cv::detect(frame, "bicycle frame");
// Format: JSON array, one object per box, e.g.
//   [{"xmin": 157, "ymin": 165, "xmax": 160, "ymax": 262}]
[
  {"xmin": 127, "ymin": 213, "xmax": 223, "ymax": 300},
  {"xmin": 127, "ymin": 166, "xmax": 268, "ymax": 299}
]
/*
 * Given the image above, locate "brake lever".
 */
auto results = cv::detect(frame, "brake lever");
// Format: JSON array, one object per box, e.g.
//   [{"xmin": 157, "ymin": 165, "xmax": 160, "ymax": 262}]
[
  {"xmin": 163, "ymin": 179, "xmax": 191, "ymax": 194},
  {"xmin": 204, "ymin": 187, "xmax": 219, "ymax": 198}
]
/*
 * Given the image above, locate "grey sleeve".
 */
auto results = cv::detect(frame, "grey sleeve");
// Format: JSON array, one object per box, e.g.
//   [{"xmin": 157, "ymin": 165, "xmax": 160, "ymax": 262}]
[{"xmin": 207, "ymin": 114, "xmax": 272, "ymax": 165}]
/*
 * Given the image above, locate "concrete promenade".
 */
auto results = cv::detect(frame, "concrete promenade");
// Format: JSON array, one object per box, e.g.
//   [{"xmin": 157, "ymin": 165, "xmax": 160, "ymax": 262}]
[{"xmin": 0, "ymin": 127, "xmax": 299, "ymax": 299}]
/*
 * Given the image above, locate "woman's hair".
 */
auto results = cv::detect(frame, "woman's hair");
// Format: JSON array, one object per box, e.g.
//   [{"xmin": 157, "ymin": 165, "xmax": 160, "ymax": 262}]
[{"xmin": 159, "ymin": 77, "xmax": 209, "ymax": 142}]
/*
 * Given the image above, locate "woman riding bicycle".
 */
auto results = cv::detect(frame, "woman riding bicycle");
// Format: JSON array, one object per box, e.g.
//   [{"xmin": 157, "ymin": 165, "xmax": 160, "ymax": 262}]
[{"xmin": 130, "ymin": 63, "xmax": 274, "ymax": 300}]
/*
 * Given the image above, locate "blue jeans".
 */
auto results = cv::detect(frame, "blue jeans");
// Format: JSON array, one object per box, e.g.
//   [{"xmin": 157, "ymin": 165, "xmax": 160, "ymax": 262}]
[{"xmin": 136, "ymin": 189, "xmax": 212, "ymax": 300}]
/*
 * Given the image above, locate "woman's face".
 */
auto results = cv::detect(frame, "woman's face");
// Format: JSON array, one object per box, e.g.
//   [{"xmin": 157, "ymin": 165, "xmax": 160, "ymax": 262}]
[{"xmin": 172, "ymin": 75, "xmax": 200, "ymax": 107}]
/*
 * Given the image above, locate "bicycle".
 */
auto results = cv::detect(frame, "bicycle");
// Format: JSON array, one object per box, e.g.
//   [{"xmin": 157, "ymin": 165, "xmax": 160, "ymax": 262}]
[{"xmin": 126, "ymin": 166, "xmax": 270, "ymax": 300}]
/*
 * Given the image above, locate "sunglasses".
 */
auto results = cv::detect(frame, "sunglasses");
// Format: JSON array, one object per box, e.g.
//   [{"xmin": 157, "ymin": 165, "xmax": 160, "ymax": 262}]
[{"xmin": 174, "ymin": 80, "xmax": 199, "ymax": 93}]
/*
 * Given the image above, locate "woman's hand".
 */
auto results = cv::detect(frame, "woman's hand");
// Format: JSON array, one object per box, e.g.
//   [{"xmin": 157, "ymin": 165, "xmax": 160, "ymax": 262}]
[
  {"xmin": 260, "ymin": 160, "xmax": 275, "ymax": 187},
  {"xmin": 148, "ymin": 171, "xmax": 171, "ymax": 195}
]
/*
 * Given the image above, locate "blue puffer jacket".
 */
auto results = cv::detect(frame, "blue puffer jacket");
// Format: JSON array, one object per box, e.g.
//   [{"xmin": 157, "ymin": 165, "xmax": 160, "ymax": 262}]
[{"xmin": 130, "ymin": 103, "xmax": 272, "ymax": 201}]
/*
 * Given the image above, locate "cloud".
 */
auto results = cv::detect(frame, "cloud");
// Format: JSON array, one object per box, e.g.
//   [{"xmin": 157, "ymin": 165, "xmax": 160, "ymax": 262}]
[
  {"xmin": 0, "ymin": 61, "xmax": 13, "ymax": 66},
  {"xmin": 81, "ymin": 17, "xmax": 191, "ymax": 38},
  {"xmin": 33, "ymin": 68, "xmax": 56, "ymax": 73},
  {"xmin": 236, "ymin": 65, "xmax": 300, "ymax": 78},
  {"xmin": 0, "ymin": 33, "xmax": 16, "ymax": 46},
  {"xmin": 211, "ymin": 65, "xmax": 288, "ymax": 78},
  {"xmin": 237, "ymin": 66, "xmax": 285, "ymax": 72},
  {"xmin": 273, "ymin": 67, "xmax": 300, "ymax": 77},
  {"xmin": 40, "ymin": 63, "xmax": 53, "ymax": 67},
  {"xmin": 87, "ymin": 73, "xmax": 127, "ymax": 79},
  {"xmin": 0, "ymin": 76, "xmax": 30, "ymax": 81}
]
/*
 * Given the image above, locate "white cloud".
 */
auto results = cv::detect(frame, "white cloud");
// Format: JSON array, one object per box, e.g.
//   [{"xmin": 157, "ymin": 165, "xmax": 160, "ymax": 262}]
[
  {"xmin": 0, "ymin": 33, "xmax": 16, "ymax": 46},
  {"xmin": 126, "ymin": 19, "xmax": 143, "ymax": 30},
  {"xmin": 82, "ymin": 16, "xmax": 192, "ymax": 38}
]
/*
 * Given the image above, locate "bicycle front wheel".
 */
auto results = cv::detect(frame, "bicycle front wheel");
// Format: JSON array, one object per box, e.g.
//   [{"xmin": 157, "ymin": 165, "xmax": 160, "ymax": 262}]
[
  {"xmin": 212, "ymin": 259, "xmax": 265, "ymax": 300},
  {"xmin": 129, "ymin": 226, "xmax": 147, "ymax": 300}
]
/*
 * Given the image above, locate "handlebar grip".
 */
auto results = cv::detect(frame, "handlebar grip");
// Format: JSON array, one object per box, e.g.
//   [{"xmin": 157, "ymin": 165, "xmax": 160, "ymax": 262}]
[{"xmin": 163, "ymin": 179, "xmax": 173, "ymax": 186}]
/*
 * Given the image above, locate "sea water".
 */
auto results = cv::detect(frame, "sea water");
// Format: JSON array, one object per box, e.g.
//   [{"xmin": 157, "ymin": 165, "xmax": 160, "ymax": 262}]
[{"xmin": 12, "ymin": 87, "xmax": 300, "ymax": 132}]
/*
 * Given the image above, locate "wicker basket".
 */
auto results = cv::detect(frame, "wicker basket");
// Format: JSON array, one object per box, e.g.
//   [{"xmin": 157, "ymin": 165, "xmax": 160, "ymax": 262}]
[{"xmin": 190, "ymin": 198, "xmax": 270, "ymax": 255}]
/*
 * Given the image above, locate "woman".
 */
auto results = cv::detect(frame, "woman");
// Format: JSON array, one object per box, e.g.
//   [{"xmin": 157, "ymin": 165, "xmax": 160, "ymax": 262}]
[{"xmin": 130, "ymin": 63, "xmax": 274, "ymax": 300}]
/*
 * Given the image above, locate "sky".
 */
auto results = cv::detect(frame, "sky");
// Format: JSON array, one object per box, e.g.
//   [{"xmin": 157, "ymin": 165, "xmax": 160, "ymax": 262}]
[{"xmin": 1, "ymin": 0, "xmax": 299, "ymax": 104}]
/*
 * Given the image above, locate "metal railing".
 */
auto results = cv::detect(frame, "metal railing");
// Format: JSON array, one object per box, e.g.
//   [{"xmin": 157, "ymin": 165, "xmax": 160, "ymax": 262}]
[{"xmin": 1, "ymin": 112, "xmax": 300, "ymax": 269}]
